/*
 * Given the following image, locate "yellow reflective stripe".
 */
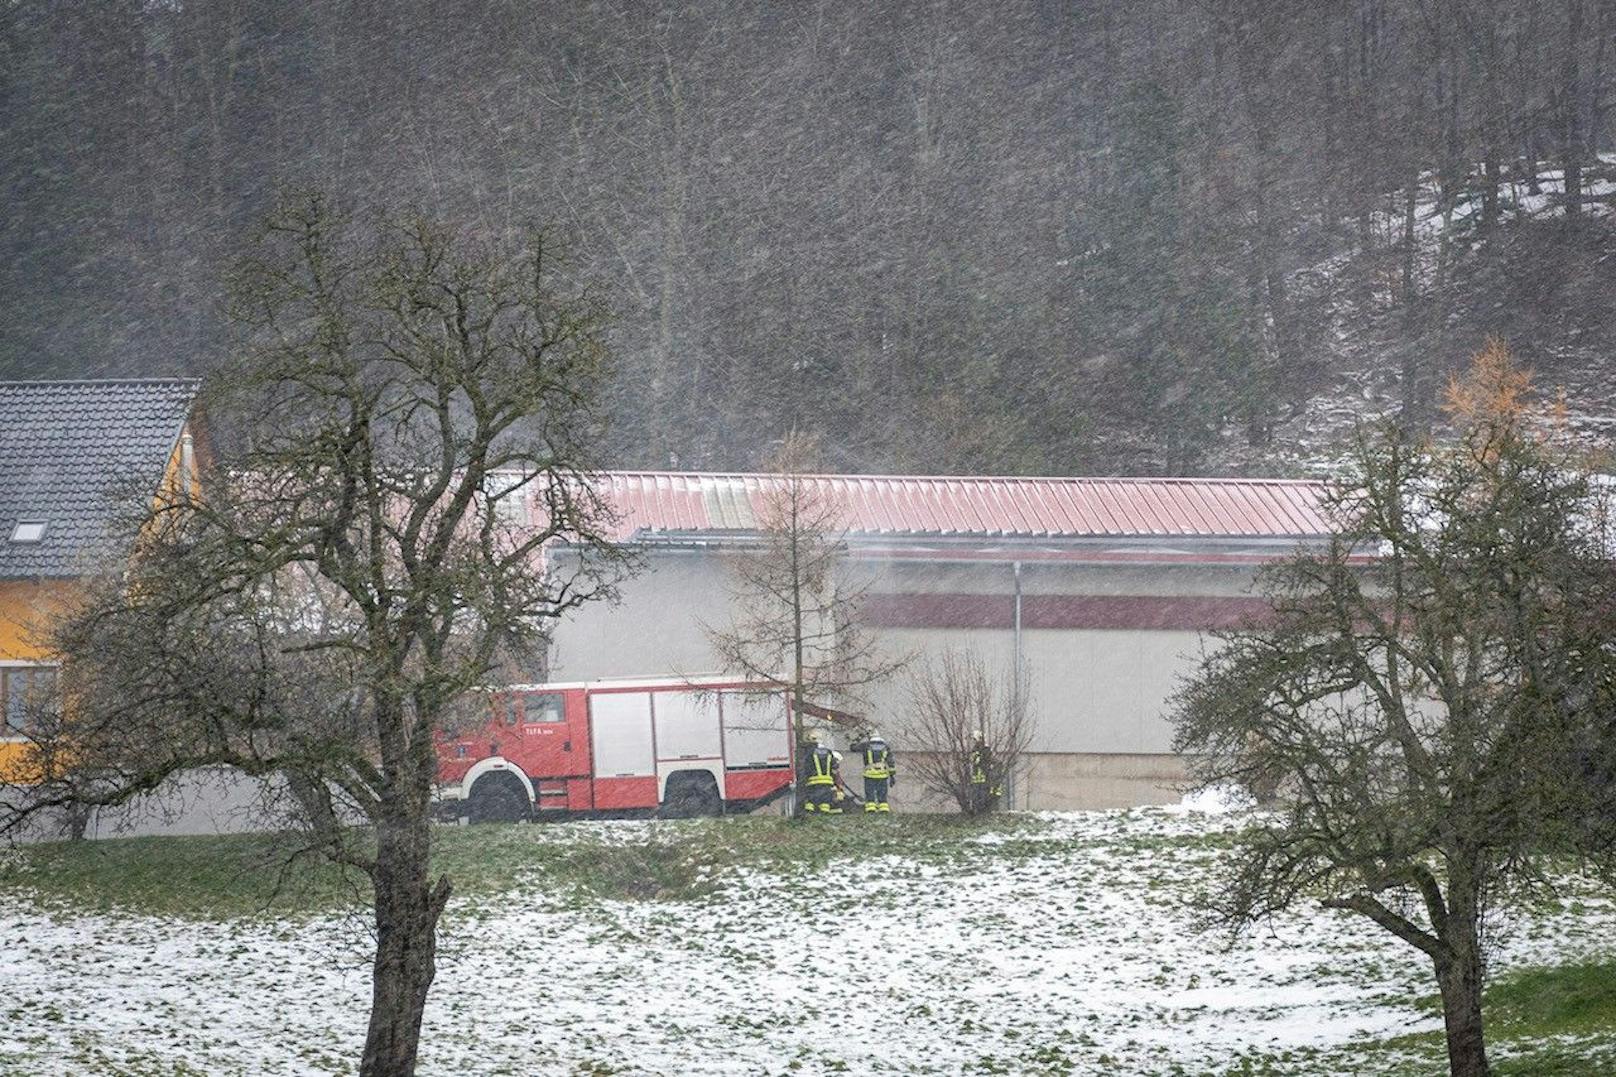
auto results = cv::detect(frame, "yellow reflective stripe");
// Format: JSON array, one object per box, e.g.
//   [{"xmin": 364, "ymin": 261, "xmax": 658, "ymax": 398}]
[{"xmin": 806, "ymin": 748, "xmax": 836, "ymax": 785}]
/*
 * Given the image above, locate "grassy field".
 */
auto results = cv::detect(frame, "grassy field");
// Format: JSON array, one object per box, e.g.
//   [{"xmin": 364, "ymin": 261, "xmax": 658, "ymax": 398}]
[
  {"xmin": 1, "ymin": 811, "xmax": 1063, "ymax": 917},
  {"xmin": 2, "ymin": 809, "xmax": 1613, "ymax": 1075}
]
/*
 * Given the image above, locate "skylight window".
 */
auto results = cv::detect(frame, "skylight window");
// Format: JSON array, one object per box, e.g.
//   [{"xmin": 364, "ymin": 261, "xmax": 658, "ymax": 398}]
[{"xmin": 10, "ymin": 521, "xmax": 46, "ymax": 543}]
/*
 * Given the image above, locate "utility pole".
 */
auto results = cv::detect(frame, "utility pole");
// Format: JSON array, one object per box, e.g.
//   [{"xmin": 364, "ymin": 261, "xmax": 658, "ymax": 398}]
[{"xmin": 1008, "ymin": 559, "xmax": 1023, "ymax": 810}]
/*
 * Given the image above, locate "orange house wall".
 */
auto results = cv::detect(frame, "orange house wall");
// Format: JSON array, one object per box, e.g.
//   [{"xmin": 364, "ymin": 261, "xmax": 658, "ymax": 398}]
[
  {"xmin": 0, "ymin": 579, "xmax": 80, "ymax": 661},
  {"xmin": 0, "ymin": 580, "xmax": 79, "ymax": 778},
  {"xmin": 1, "ymin": 418, "xmax": 195, "ymax": 779}
]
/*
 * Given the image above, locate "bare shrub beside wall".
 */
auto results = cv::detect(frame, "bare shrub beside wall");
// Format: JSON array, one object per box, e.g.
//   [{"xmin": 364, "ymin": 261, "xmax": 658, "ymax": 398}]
[{"xmin": 901, "ymin": 649, "xmax": 1034, "ymax": 814}]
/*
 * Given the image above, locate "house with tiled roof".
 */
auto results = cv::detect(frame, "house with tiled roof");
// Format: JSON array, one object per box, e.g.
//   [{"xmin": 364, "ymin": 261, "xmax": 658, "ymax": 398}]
[
  {"xmin": 542, "ymin": 470, "xmax": 1339, "ymax": 809},
  {"xmin": 0, "ymin": 378, "xmax": 202, "ymax": 778}
]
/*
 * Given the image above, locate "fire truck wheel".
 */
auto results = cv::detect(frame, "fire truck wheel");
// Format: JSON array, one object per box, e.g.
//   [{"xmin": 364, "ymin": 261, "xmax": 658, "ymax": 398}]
[
  {"xmin": 466, "ymin": 771, "xmax": 532, "ymax": 824},
  {"xmin": 659, "ymin": 772, "xmax": 722, "ymax": 819}
]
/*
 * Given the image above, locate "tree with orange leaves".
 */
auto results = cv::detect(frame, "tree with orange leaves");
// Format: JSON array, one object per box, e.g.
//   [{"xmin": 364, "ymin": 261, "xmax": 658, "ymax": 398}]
[
  {"xmin": 1175, "ymin": 341, "xmax": 1616, "ymax": 1077},
  {"xmin": 1439, "ymin": 336, "xmax": 1580, "ymax": 457}
]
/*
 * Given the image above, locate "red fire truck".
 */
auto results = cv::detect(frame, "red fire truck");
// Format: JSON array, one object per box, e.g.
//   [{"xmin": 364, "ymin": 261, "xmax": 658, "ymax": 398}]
[{"xmin": 434, "ymin": 675, "xmax": 837, "ymax": 822}]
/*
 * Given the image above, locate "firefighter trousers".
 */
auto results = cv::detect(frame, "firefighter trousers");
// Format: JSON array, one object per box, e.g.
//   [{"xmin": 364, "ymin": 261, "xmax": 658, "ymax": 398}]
[
  {"xmin": 863, "ymin": 776, "xmax": 891, "ymax": 811},
  {"xmin": 804, "ymin": 783, "xmax": 841, "ymax": 814}
]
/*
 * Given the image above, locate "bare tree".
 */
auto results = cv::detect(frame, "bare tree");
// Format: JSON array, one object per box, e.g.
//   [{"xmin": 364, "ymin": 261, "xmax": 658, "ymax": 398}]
[
  {"xmin": 701, "ymin": 431, "xmax": 907, "ymax": 807},
  {"xmin": 900, "ymin": 648, "xmax": 1034, "ymax": 815},
  {"xmin": 1173, "ymin": 342, "xmax": 1616, "ymax": 1077},
  {"xmin": 0, "ymin": 192, "xmax": 627, "ymax": 1077}
]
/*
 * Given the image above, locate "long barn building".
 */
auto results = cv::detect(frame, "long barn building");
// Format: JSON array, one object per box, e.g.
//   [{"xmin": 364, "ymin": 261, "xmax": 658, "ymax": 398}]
[{"xmin": 545, "ymin": 471, "xmax": 1335, "ymax": 810}]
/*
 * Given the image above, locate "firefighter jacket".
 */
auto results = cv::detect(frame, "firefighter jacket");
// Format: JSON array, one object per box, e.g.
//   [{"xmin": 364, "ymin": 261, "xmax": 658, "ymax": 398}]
[
  {"xmin": 853, "ymin": 739, "xmax": 895, "ymax": 780},
  {"xmin": 803, "ymin": 744, "xmax": 838, "ymax": 786}
]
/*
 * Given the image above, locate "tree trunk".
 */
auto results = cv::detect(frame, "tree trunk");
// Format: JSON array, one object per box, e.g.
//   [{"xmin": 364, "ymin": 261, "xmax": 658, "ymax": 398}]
[
  {"xmin": 1478, "ymin": 25, "xmax": 1502, "ymax": 238},
  {"xmin": 63, "ymin": 802, "xmax": 91, "ymax": 841},
  {"xmin": 1562, "ymin": 0, "xmax": 1585, "ymax": 219},
  {"xmin": 361, "ymin": 805, "xmax": 451, "ymax": 1077},
  {"xmin": 1431, "ymin": 866, "xmax": 1490, "ymax": 1077},
  {"xmin": 1398, "ymin": 169, "xmax": 1425, "ymax": 433},
  {"xmin": 1480, "ymin": 154, "xmax": 1499, "ymax": 237},
  {"xmin": 1436, "ymin": 942, "xmax": 1490, "ymax": 1077}
]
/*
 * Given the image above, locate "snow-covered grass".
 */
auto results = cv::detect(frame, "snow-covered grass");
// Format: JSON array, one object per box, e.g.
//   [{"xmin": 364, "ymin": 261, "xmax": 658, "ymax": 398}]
[{"xmin": 2, "ymin": 808, "xmax": 1614, "ymax": 1075}]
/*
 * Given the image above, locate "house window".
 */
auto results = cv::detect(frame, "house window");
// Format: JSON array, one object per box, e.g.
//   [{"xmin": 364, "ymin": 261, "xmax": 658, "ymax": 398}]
[
  {"xmin": 2, "ymin": 665, "xmax": 58, "ymax": 735},
  {"xmin": 484, "ymin": 471, "xmax": 529, "ymax": 524},
  {"xmin": 9, "ymin": 521, "xmax": 46, "ymax": 543}
]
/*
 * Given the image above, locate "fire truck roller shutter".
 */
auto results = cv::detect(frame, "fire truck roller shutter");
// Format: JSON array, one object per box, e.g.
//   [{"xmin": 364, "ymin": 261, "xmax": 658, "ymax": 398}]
[
  {"xmin": 589, "ymin": 691, "xmax": 656, "ymax": 776},
  {"xmin": 719, "ymin": 690, "xmax": 791, "ymax": 768},
  {"xmin": 653, "ymin": 690, "xmax": 724, "ymax": 815}
]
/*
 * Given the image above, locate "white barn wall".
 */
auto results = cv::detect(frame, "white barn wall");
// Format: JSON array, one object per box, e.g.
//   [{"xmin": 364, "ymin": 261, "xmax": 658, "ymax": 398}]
[
  {"xmin": 546, "ymin": 546, "xmax": 1275, "ymax": 808},
  {"xmin": 857, "ymin": 558, "xmax": 1261, "ymax": 598},
  {"xmin": 849, "ymin": 558, "xmax": 1263, "ymax": 759},
  {"xmin": 549, "ymin": 550, "xmax": 734, "ymax": 682},
  {"xmin": 858, "ymin": 625, "xmax": 1205, "ymax": 754}
]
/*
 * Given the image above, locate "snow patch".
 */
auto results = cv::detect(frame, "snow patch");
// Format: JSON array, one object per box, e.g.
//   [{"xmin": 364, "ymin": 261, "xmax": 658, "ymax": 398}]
[{"xmin": 1168, "ymin": 784, "xmax": 1255, "ymax": 815}]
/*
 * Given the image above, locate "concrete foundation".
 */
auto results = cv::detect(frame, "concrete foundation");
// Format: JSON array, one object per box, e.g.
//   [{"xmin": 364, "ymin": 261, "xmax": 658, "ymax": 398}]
[
  {"xmin": 1014, "ymin": 752, "xmax": 1189, "ymax": 810},
  {"xmin": 860, "ymin": 750, "xmax": 1191, "ymax": 813}
]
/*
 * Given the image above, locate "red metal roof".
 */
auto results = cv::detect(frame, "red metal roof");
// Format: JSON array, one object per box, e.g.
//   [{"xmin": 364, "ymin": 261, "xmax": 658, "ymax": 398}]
[{"xmin": 591, "ymin": 471, "xmax": 1334, "ymax": 541}]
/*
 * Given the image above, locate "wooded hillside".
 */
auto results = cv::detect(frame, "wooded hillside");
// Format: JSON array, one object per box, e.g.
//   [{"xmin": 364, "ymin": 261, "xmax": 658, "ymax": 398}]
[{"xmin": 2, "ymin": 1, "xmax": 1612, "ymax": 474}]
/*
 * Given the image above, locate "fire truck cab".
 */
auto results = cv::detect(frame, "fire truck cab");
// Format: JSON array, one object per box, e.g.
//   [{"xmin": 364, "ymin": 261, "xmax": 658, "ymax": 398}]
[{"xmin": 434, "ymin": 676, "xmax": 807, "ymax": 822}]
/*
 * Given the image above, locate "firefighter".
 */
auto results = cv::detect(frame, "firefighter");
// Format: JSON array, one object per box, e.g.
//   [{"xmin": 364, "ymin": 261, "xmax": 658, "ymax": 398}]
[
  {"xmin": 852, "ymin": 729, "xmax": 896, "ymax": 812},
  {"xmin": 968, "ymin": 729, "xmax": 996, "ymax": 815},
  {"xmin": 800, "ymin": 731, "xmax": 842, "ymax": 816}
]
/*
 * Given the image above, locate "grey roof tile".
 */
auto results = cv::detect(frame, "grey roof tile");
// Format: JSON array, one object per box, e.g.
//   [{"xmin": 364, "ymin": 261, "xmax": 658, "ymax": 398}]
[{"xmin": 0, "ymin": 378, "xmax": 199, "ymax": 579}]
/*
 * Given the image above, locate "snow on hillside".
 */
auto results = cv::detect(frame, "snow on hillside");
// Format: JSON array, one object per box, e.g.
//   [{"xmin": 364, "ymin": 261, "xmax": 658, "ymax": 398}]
[
  {"xmin": 1212, "ymin": 153, "xmax": 1616, "ymax": 479},
  {"xmin": 1374, "ymin": 155, "xmax": 1616, "ymax": 247},
  {"xmin": 3, "ymin": 808, "xmax": 1613, "ymax": 1075}
]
